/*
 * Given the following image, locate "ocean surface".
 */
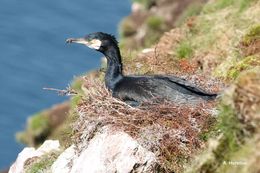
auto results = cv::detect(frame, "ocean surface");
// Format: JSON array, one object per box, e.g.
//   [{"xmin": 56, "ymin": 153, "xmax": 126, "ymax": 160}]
[{"xmin": 0, "ymin": 0, "xmax": 130, "ymax": 169}]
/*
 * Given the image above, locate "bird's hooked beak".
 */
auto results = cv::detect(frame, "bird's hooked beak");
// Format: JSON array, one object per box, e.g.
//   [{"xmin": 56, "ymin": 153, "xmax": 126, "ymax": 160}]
[
  {"xmin": 66, "ymin": 38, "xmax": 86, "ymax": 44},
  {"xmin": 66, "ymin": 37, "xmax": 102, "ymax": 50}
]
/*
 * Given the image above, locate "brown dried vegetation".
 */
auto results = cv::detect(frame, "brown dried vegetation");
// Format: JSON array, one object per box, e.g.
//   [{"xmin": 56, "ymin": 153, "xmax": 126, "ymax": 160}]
[{"xmin": 233, "ymin": 68, "xmax": 260, "ymax": 131}]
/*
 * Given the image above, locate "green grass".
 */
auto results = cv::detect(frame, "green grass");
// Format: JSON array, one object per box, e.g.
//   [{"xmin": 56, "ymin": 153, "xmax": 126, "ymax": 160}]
[
  {"xmin": 226, "ymin": 55, "xmax": 260, "ymax": 79},
  {"xmin": 30, "ymin": 113, "xmax": 50, "ymax": 135},
  {"xmin": 216, "ymin": 105, "xmax": 242, "ymax": 151},
  {"xmin": 142, "ymin": 16, "xmax": 165, "ymax": 47},
  {"xmin": 242, "ymin": 24, "xmax": 260, "ymax": 45},
  {"xmin": 119, "ymin": 17, "xmax": 137, "ymax": 38},
  {"xmin": 25, "ymin": 152, "xmax": 60, "ymax": 173},
  {"xmin": 238, "ymin": 0, "xmax": 255, "ymax": 12},
  {"xmin": 185, "ymin": 104, "xmax": 244, "ymax": 173},
  {"xmin": 203, "ymin": 0, "xmax": 256, "ymax": 13},
  {"xmin": 146, "ymin": 16, "xmax": 163, "ymax": 30},
  {"xmin": 16, "ymin": 112, "xmax": 51, "ymax": 146},
  {"xmin": 176, "ymin": 41, "xmax": 193, "ymax": 59}
]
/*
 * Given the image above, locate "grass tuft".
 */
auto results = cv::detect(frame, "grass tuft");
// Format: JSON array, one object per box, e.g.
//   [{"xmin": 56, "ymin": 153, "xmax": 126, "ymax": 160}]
[
  {"xmin": 242, "ymin": 24, "xmax": 260, "ymax": 45},
  {"xmin": 176, "ymin": 41, "xmax": 193, "ymax": 59},
  {"xmin": 25, "ymin": 151, "xmax": 60, "ymax": 173}
]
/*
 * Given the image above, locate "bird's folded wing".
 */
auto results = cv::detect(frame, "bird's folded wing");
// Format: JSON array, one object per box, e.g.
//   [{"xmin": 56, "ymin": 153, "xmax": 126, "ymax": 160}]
[{"xmin": 155, "ymin": 75, "xmax": 216, "ymax": 96}]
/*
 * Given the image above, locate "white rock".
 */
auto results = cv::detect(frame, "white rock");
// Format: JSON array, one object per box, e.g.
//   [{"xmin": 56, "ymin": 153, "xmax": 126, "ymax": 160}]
[
  {"xmin": 142, "ymin": 48, "xmax": 155, "ymax": 54},
  {"xmin": 70, "ymin": 127, "xmax": 157, "ymax": 173},
  {"xmin": 131, "ymin": 2, "xmax": 144, "ymax": 13},
  {"xmin": 51, "ymin": 145, "xmax": 76, "ymax": 173},
  {"xmin": 37, "ymin": 140, "xmax": 60, "ymax": 153},
  {"xmin": 9, "ymin": 140, "xmax": 60, "ymax": 173},
  {"xmin": 11, "ymin": 128, "xmax": 159, "ymax": 173}
]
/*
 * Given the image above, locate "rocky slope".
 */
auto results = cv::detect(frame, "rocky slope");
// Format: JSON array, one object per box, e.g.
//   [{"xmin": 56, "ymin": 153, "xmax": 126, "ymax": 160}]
[{"xmin": 12, "ymin": 0, "xmax": 260, "ymax": 172}]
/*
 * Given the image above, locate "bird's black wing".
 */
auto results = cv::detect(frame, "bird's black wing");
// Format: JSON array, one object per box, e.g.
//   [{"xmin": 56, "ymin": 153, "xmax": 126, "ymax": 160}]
[{"xmin": 154, "ymin": 75, "xmax": 217, "ymax": 97}]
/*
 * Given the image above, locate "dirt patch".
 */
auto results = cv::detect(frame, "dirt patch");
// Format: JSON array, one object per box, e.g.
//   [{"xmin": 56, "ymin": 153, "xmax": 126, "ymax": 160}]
[
  {"xmin": 47, "ymin": 102, "xmax": 70, "ymax": 128},
  {"xmin": 240, "ymin": 39, "xmax": 260, "ymax": 57}
]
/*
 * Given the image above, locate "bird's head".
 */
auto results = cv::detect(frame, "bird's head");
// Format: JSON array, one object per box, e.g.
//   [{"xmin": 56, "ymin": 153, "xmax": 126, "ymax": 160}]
[{"xmin": 66, "ymin": 32, "xmax": 118, "ymax": 53}]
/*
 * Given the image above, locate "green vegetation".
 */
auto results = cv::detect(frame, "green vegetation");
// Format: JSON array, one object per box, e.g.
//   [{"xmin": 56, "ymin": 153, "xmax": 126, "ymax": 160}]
[
  {"xmin": 198, "ymin": 116, "xmax": 217, "ymax": 142},
  {"xmin": 146, "ymin": 16, "xmax": 163, "ymax": 30},
  {"xmin": 185, "ymin": 100, "xmax": 244, "ymax": 173},
  {"xmin": 216, "ymin": 105, "xmax": 242, "ymax": 152},
  {"xmin": 119, "ymin": 17, "xmax": 137, "ymax": 37},
  {"xmin": 203, "ymin": 0, "xmax": 256, "ymax": 13},
  {"xmin": 216, "ymin": 135, "xmax": 260, "ymax": 173},
  {"xmin": 176, "ymin": 41, "xmax": 193, "ymax": 59},
  {"xmin": 30, "ymin": 113, "xmax": 50, "ymax": 136},
  {"xmin": 17, "ymin": 76, "xmax": 83, "ymax": 147},
  {"xmin": 25, "ymin": 151, "xmax": 60, "ymax": 173},
  {"xmin": 50, "ymin": 110, "xmax": 77, "ymax": 148},
  {"xmin": 215, "ymin": 24, "xmax": 260, "ymax": 79},
  {"xmin": 242, "ymin": 25, "xmax": 260, "ymax": 45},
  {"xmin": 16, "ymin": 112, "xmax": 51, "ymax": 146},
  {"xmin": 50, "ymin": 77, "xmax": 83, "ymax": 147},
  {"xmin": 226, "ymin": 55, "xmax": 260, "ymax": 79},
  {"xmin": 143, "ymin": 16, "xmax": 165, "ymax": 47},
  {"xmin": 70, "ymin": 77, "xmax": 84, "ymax": 93}
]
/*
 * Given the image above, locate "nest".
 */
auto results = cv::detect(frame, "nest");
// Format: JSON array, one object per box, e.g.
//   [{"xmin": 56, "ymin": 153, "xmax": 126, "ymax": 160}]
[{"xmin": 72, "ymin": 76, "xmax": 218, "ymax": 172}]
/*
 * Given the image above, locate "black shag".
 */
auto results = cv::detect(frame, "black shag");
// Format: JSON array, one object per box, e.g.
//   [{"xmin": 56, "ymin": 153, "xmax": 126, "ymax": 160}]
[{"xmin": 66, "ymin": 32, "xmax": 217, "ymax": 106}]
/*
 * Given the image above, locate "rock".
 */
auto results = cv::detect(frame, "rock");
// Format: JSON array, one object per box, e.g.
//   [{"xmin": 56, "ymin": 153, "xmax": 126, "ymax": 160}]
[
  {"xmin": 51, "ymin": 127, "xmax": 159, "ymax": 173},
  {"xmin": 9, "ymin": 140, "xmax": 60, "ymax": 173},
  {"xmin": 71, "ymin": 127, "xmax": 157, "ymax": 173},
  {"xmin": 51, "ymin": 145, "xmax": 76, "ymax": 173}
]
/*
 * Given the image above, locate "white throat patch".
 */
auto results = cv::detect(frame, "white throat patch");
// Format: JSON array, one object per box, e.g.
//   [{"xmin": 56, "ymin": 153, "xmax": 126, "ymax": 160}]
[{"xmin": 87, "ymin": 39, "xmax": 102, "ymax": 50}]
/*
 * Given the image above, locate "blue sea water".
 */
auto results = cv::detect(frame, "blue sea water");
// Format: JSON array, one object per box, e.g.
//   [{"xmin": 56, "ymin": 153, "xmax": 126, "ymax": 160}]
[{"xmin": 0, "ymin": 0, "xmax": 130, "ymax": 169}]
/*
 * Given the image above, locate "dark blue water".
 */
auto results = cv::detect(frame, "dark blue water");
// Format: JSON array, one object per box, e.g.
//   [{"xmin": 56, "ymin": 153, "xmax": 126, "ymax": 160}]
[{"xmin": 0, "ymin": 0, "xmax": 130, "ymax": 169}]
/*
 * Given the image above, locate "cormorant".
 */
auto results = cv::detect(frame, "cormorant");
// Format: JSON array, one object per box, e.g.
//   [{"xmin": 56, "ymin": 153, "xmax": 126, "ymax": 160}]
[{"xmin": 66, "ymin": 32, "xmax": 217, "ymax": 106}]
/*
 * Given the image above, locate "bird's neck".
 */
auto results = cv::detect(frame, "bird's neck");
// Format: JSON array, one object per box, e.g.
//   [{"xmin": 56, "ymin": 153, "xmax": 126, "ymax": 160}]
[{"xmin": 103, "ymin": 45, "xmax": 123, "ymax": 90}]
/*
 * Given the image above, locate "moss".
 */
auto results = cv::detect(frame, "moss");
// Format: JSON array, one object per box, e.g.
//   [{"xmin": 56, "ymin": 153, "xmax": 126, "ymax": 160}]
[
  {"xmin": 141, "ymin": 16, "xmax": 166, "ymax": 47},
  {"xmin": 216, "ymin": 135, "xmax": 260, "ymax": 173},
  {"xmin": 16, "ymin": 112, "xmax": 51, "ymax": 146},
  {"xmin": 216, "ymin": 105, "xmax": 242, "ymax": 151},
  {"xmin": 242, "ymin": 25, "xmax": 260, "ymax": 45},
  {"xmin": 16, "ymin": 77, "xmax": 82, "ymax": 147},
  {"xmin": 176, "ymin": 41, "xmax": 193, "ymax": 59},
  {"xmin": 30, "ymin": 113, "xmax": 50, "ymax": 134},
  {"xmin": 226, "ymin": 55, "xmax": 260, "ymax": 79},
  {"xmin": 25, "ymin": 151, "xmax": 60, "ymax": 173},
  {"xmin": 185, "ymin": 103, "xmax": 244, "ymax": 173},
  {"xmin": 146, "ymin": 16, "xmax": 163, "ymax": 31},
  {"xmin": 119, "ymin": 17, "xmax": 137, "ymax": 38}
]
